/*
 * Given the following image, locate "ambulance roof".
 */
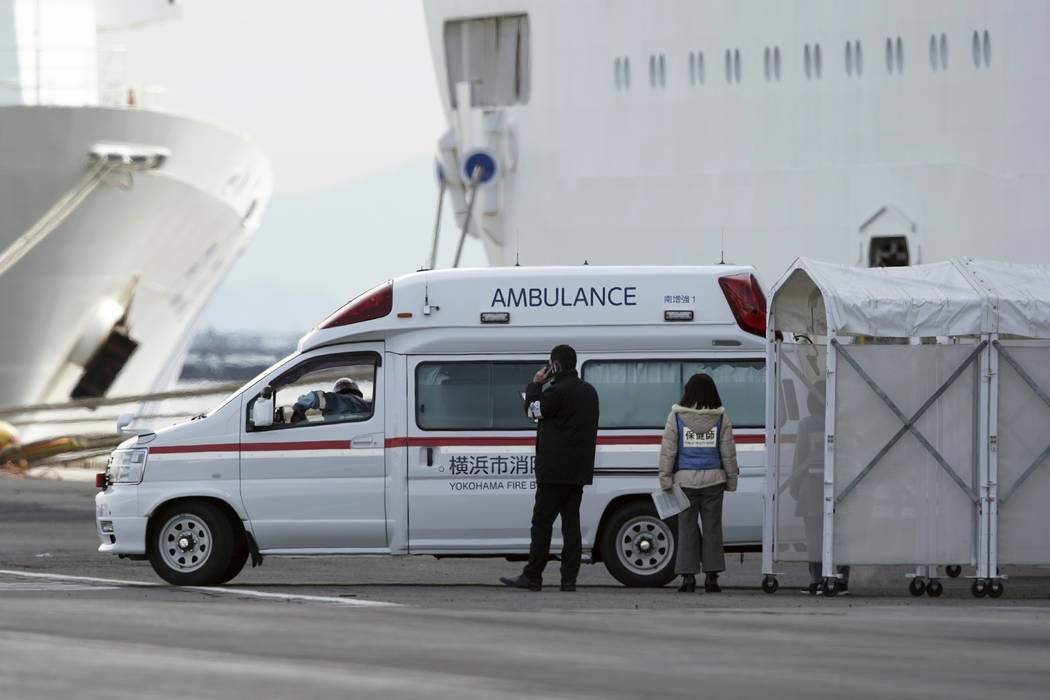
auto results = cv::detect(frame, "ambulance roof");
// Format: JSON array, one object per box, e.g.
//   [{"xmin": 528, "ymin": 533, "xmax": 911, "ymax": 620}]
[{"xmin": 297, "ymin": 265, "xmax": 765, "ymax": 353}]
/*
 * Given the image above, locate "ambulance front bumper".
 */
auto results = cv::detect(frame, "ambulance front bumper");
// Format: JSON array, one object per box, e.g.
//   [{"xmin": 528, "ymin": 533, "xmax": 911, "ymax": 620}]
[{"xmin": 95, "ymin": 486, "xmax": 147, "ymax": 555}]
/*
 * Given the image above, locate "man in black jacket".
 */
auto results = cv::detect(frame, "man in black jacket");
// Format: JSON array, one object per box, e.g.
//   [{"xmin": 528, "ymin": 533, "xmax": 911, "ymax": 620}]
[{"xmin": 500, "ymin": 344, "xmax": 599, "ymax": 591}]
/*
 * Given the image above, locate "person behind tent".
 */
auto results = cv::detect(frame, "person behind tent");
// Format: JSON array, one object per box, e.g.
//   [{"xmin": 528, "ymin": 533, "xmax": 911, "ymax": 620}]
[
  {"xmin": 789, "ymin": 382, "xmax": 850, "ymax": 595},
  {"xmin": 658, "ymin": 372, "xmax": 739, "ymax": 593},
  {"xmin": 291, "ymin": 377, "xmax": 369, "ymax": 423}
]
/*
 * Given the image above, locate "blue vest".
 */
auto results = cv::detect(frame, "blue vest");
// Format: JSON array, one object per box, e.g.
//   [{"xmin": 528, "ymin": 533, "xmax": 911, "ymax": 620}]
[{"xmin": 674, "ymin": 414, "xmax": 723, "ymax": 471}]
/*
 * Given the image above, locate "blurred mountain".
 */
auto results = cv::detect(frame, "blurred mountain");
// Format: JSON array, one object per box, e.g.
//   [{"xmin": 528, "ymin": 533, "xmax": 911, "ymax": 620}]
[{"xmin": 192, "ymin": 156, "xmax": 486, "ymax": 336}]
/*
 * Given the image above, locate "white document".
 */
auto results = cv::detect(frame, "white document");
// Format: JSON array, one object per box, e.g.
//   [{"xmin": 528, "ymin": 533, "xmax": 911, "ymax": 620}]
[{"xmin": 651, "ymin": 484, "xmax": 690, "ymax": 519}]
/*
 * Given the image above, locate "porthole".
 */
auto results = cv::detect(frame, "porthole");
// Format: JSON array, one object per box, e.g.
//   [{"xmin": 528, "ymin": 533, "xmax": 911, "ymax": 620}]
[
  {"xmin": 940, "ymin": 33, "xmax": 948, "ymax": 69},
  {"xmin": 886, "ymin": 37, "xmax": 893, "ymax": 73},
  {"xmin": 855, "ymin": 40, "xmax": 863, "ymax": 75},
  {"xmin": 895, "ymin": 36, "xmax": 904, "ymax": 73},
  {"xmin": 659, "ymin": 53, "xmax": 666, "ymax": 87},
  {"xmin": 774, "ymin": 46, "xmax": 781, "ymax": 80},
  {"xmin": 814, "ymin": 43, "xmax": 822, "ymax": 78},
  {"xmin": 697, "ymin": 51, "xmax": 704, "ymax": 84},
  {"xmin": 983, "ymin": 30, "xmax": 991, "ymax": 67},
  {"xmin": 734, "ymin": 49, "xmax": 741, "ymax": 82},
  {"xmin": 615, "ymin": 57, "xmax": 622, "ymax": 90},
  {"xmin": 929, "ymin": 34, "xmax": 938, "ymax": 70},
  {"xmin": 846, "ymin": 40, "xmax": 853, "ymax": 76},
  {"xmin": 805, "ymin": 44, "xmax": 812, "ymax": 79}
]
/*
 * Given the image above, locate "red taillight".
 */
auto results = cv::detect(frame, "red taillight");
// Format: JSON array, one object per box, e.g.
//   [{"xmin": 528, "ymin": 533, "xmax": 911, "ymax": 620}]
[
  {"xmin": 718, "ymin": 272, "xmax": 767, "ymax": 337},
  {"xmin": 319, "ymin": 281, "xmax": 393, "ymax": 329},
  {"xmin": 95, "ymin": 473, "xmax": 108, "ymax": 489}
]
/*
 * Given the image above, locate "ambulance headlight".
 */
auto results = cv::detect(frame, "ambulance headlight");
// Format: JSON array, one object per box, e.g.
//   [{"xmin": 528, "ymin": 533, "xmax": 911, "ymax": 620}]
[{"xmin": 108, "ymin": 448, "xmax": 148, "ymax": 484}]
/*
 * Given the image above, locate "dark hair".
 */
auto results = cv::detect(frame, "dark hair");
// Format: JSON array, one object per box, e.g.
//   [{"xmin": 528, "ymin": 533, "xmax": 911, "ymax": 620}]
[
  {"xmin": 550, "ymin": 344, "xmax": 577, "ymax": 371},
  {"xmin": 679, "ymin": 373, "xmax": 722, "ymax": 409}
]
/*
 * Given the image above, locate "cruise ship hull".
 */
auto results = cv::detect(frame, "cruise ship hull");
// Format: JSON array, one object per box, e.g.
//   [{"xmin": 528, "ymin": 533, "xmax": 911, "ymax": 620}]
[
  {"xmin": 0, "ymin": 105, "xmax": 272, "ymax": 410},
  {"xmin": 424, "ymin": 0, "xmax": 1050, "ymax": 278}
]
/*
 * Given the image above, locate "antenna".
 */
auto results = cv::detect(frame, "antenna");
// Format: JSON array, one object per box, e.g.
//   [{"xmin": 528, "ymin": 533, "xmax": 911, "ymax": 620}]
[
  {"xmin": 515, "ymin": 228, "xmax": 521, "ymax": 266},
  {"xmin": 720, "ymin": 228, "xmax": 726, "ymax": 265}
]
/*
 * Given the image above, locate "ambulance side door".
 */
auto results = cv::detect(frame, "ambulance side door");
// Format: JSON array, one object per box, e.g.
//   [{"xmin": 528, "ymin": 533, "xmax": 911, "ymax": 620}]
[
  {"xmin": 239, "ymin": 346, "xmax": 387, "ymax": 551},
  {"xmin": 406, "ymin": 356, "xmax": 543, "ymax": 553}
]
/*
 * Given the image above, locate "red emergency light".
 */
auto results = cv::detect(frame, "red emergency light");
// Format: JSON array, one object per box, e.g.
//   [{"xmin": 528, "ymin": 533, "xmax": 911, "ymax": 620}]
[{"xmin": 319, "ymin": 281, "xmax": 393, "ymax": 329}]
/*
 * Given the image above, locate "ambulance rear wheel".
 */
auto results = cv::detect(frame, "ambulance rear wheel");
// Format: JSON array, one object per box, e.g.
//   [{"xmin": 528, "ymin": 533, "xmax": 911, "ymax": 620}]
[
  {"xmin": 148, "ymin": 501, "xmax": 234, "ymax": 586},
  {"xmin": 601, "ymin": 501, "xmax": 677, "ymax": 587}
]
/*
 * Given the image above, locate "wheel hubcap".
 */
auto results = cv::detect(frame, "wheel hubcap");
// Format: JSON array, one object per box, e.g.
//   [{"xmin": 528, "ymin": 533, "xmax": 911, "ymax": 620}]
[
  {"xmin": 616, "ymin": 515, "xmax": 673, "ymax": 577},
  {"xmin": 158, "ymin": 514, "xmax": 211, "ymax": 574}
]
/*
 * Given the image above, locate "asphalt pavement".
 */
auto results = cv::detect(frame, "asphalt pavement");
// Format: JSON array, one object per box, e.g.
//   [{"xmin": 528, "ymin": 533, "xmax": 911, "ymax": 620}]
[{"xmin": 2, "ymin": 476, "xmax": 1049, "ymax": 699}]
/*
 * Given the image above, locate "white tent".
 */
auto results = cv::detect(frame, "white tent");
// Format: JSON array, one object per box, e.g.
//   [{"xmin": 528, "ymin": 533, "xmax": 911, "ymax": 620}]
[
  {"xmin": 770, "ymin": 258, "xmax": 1050, "ymax": 339},
  {"xmin": 761, "ymin": 258, "xmax": 1050, "ymax": 598}
]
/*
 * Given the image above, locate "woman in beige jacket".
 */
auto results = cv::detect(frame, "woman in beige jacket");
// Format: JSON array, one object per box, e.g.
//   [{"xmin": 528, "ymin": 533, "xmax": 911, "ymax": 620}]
[{"xmin": 658, "ymin": 373, "xmax": 739, "ymax": 593}]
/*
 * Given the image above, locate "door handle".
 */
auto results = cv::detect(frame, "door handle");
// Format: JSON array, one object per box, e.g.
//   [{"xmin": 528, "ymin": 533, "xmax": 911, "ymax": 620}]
[{"xmin": 351, "ymin": 436, "xmax": 375, "ymax": 448}]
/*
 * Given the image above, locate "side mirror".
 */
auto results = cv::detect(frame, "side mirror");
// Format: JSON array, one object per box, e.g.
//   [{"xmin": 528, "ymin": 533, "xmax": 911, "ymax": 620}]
[
  {"xmin": 116, "ymin": 412, "xmax": 135, "ymax": 434},
  {"xmin": 252, "ymin": 386, "xmax": 274, "ymax": 428}
]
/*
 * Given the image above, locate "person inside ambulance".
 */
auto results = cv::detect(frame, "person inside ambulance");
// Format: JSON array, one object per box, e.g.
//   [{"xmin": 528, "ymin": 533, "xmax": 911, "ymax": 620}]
[{"xmin": 289, "ymin": 377, "xmax": 370, "ymax": 423}]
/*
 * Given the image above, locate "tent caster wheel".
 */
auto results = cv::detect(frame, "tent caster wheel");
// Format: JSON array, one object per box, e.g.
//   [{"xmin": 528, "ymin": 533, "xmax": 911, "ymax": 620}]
[
  {"xmin": 926, "ymin": 579, "xmax": 943, "ymax": 597},
  {"xmin": 945, "ymin": 565, "xmax": 962, "ymax": 578},
  {"xmin": 761, "ymin": 575, "xmax": 779, "ymax": 594},
  {"xmin": 909, "ymin": 577, "xmax": 927, "ymax": 597}
]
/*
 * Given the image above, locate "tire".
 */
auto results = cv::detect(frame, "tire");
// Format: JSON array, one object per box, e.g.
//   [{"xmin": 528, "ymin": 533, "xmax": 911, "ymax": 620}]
[
  {"xmin": 762, "ymin": 575, "xmax": 779, "ymax": 594},
  {"xmin": 909, "ymin": 577, "xmax": 927, "ymax": 597},
  {"xmin": 988, "ymin": 580, "xmax": 1004, "ymax": 598},
  {"xmin": 926, "ymin": 579, "xmax": 943, "ymax": 597},
  {"xmin": 216, "ymin": 539, "xmax": 249, "ymax": 585},
  {"xmin": 945, "ymin": 565, "xmax": 962, "ymax": 578},
  {"xmin": 600, "ymin": 501, "xmax": 677, "ymax": 587},
  {"xmin": 823, "ymin": 577, "xmax": 839, "ymax": 597},
  {"xmin": 971, "ymin": 579, "xmax": 987, "ymax": 598},
  {"xmin": 148, "ymin": 501, "xmax": 235, "ymax": 586}
]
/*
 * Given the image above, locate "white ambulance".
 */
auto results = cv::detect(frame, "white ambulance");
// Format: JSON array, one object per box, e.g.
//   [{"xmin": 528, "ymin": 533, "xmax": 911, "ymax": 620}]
[{"xmin": 95, "ymin": 265, "xmax": 769, "ymax": 587}]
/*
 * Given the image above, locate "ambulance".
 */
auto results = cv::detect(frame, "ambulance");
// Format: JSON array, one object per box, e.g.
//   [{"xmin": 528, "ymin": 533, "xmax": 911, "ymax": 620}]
[{"xmin": 95, "ymin": 265, "xmax": 769, "ymax": 587}]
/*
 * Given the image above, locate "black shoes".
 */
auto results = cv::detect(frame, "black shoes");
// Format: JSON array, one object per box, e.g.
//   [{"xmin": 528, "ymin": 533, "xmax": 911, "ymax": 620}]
[
  {"xmin": 704, "ymin": 573, "xmax": 722, "ymax": 593},
  {"xmin": 801, "ymin": 581, "xmax": 823, "ymax": 596},
  {"xmin": 500, "ymin": 575, "xmax": 541, "ymax": 591},
  {"xmin": 677, "ymin": 574, "xmax": 696, "ymax": 593}
]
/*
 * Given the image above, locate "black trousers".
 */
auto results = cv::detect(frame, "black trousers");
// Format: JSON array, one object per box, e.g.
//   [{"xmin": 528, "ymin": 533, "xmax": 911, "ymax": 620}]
[{"xmin": 523, "ymin": 483, "xmax": 584, "ymax": 584}]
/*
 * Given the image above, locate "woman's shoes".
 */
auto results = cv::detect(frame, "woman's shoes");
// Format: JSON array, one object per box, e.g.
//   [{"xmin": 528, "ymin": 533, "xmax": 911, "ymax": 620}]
[
  {"xmin": 704, "ymin": 573, "xmax": 722, "ymax": 593},
  {"xmin": 677, "ymin": 574, "xmax": 696, "ymax": 593}
]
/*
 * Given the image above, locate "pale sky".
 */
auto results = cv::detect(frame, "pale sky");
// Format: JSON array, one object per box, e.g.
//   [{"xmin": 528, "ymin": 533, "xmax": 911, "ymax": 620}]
[
  {"xmin": 108, "ymin": 0, "xmax": 488, "ymax": 333},
  {"xmin": 113, "ymin": 0, "xmax": 447, "ymax": 195}
]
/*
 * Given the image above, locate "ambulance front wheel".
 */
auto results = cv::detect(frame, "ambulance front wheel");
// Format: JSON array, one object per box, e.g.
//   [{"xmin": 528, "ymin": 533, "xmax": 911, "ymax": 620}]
[
  {"xmin": 147, "ymin": 500, "xmax": 236, "ymax": 586},
  {"xmin": 600, "ymin": 501, "xmax": 677, "ymax": 587}
]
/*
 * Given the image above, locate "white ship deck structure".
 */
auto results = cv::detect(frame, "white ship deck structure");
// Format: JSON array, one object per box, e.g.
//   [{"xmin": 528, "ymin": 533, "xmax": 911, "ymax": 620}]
[{"xmin": 424, "ymin": 0, "xmax": 1049, "ymax": 277}]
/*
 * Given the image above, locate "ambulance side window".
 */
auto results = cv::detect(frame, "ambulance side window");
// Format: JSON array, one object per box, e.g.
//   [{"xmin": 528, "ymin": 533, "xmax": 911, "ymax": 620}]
[
  {"xmin": 582, "ymin": 359, "xmax": 765, "ymax": 429},
  {"xmin": 416, "ymin": 361, "xmax": 537, "ymax": 430},
  {"xmin": 249, "ymin": 354, "xmax": 377, "ymax": 431}
]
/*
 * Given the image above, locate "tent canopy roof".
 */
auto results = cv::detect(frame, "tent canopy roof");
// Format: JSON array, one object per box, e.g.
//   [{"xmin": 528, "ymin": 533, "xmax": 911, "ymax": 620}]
[{"xmin": 770, "ymin": 258, "xmax": 1050, "ymax": 339}]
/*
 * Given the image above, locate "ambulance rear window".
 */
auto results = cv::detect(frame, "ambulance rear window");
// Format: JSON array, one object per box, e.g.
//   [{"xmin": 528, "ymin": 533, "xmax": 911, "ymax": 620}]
[
  {"xmin": 583, "ymin": 359, "xmax": 765, "ymax": 429},
  {"xmin": 416, "ymin": 361, "xmax": 538, "ymax": 430}
]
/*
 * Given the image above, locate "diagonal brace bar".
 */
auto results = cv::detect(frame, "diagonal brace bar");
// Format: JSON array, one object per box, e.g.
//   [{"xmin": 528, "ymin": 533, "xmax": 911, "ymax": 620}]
[
  {"xmin": 832, "ymin": 340, "xmax": 985, "ymax": 505},
  {"xmin": 993, "ymin": 341, "xmax": 1050, "ymax": 503}
]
